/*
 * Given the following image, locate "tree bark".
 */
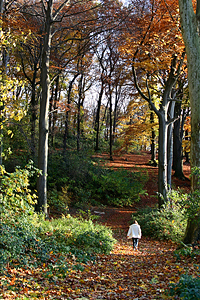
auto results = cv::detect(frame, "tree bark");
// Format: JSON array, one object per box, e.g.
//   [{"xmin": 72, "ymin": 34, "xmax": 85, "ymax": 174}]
[
  {"xmin": 51, "ymin": 75, "xmax": 59, "ymax": 147},
  {"xmin": 63, "ymin": 73, "xmax": 79, "ymax": 154},
  {"xmin": 179, "ymin": 0, "xmax": 200, "ymax": 243},
  {"xmin": 36, "ymin": 0, "xmax": 52, "ymax": 215},
  {"xmin": 95, "ymin": 80, "xmax": 104, "ymax": 151},
  {"xmin": 150, "ymin": 111, "xmax": 157, "ymax": 166},
  {"xmin": 173, "ymin": 117, "xmax": 184, "ymax": 178},
  {"xmin": 167, "ymin": 101, "xmax": 175, "ymax": 188},
  {"xmin": 108, "ymin": 83, "xmax": 113, "ymax": 161},
  {"xmin": 77, "ymin": 73, "xmax": 84, "ymax": 152},
  {"xmin": 158, "ymin": 113, "xmax": 168, "ymax": 207},
  {"xmin": 173, "ymin": 103, "xmax": 187, "ymax": 179}
]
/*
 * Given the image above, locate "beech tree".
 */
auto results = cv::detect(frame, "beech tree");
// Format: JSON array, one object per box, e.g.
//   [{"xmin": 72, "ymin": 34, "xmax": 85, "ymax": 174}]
[
  {"xmin": 119, "ymin": 0, "xmax": 186, "ymax": 206},
  {"xmin": 179, "ymin": 0, "xmax": 200, "ymax": 243},
  {"xmin": 133, "ymin": 54, "xmax": 185, "ymax": 206}
]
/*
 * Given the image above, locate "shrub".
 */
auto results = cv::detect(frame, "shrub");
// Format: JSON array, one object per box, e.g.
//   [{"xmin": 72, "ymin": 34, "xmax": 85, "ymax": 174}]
[
  {"xmin": 0, "ymin": 161, "xmax": 40, "ymax": 217},
  {"xmin": 91, "ymin": 168, "xmax": 148, "ymax": 207},
  {"xmin": 48, "ymin": 186, "xmax": 70, "ymax": 214},
  {"xmin": 0, "ymin": 213, "xmax": 116, "ymax": 271},
  {"xmin": 131, "ymin": 191, "xmax": 187, "ymax": 242},
  {"xmin": 48, "ymin": 150, "xmax": 148, "ymax": 208},
  {"xmin": 0, "ymin": 215, "xmax": 47, "ymax": 269},
  {"xmin": 39, "ymin": 214, "xmax": 116, "ymax": 255},
  {"xmin": 168, "ymin": 271, "xmax": 200, "ymax": 299}
]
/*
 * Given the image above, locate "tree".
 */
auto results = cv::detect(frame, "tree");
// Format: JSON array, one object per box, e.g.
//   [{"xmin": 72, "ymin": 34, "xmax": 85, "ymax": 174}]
[
  {"xmin": 133, "ymin": 54, "xmax": 185, "ymax": 207},
  {"xmin": 179, "ymin": 0, "xmax": 200, "ymax": 243},
  {"xmin": 172, "ymin": 76, "xmax": 189, "ymax": 180},
  {"xmin": 120, "ymin": 0, "xmax": 185, "ymax": 206}
]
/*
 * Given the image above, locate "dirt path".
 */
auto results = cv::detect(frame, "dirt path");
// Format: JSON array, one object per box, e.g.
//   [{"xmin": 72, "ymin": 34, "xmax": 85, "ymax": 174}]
[
  {"xmin": 63, "ymin": 153, "xmax": 193, "ymax": 299},
  {"xmin": 2, "ymin": 153, "xmax": 196, "ymax": 300},
  {"xmin": 64, "ymin": 229, "xmax": 198, "ymax": 300}
]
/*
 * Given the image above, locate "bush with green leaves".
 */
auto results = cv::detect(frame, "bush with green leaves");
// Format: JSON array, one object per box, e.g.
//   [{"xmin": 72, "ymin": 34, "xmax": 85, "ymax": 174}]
[
  {"xmin": 0, "ymin": 212, "xmax": 116, "ymax": 271},
  {"xmin": 91, "ymin": 168, "xmax": 148, "ymax": 206},
  {"xmin": 48, "ymin": 150, "xmax": 148, "ymax": 208},
  {"xmin": 0, "ymin": 161, "xmax": 40, "ymax": 216},
  {"xmin": 131, "ymin": 190, "xmax": 187, "ymax": 242},
  {"xmin": 39, "ymin": 214, "xmax": 116, "ymax": 255},
  {"xmin": 168, "ymin": 270, "xmax": 200, "ymax": 299}
]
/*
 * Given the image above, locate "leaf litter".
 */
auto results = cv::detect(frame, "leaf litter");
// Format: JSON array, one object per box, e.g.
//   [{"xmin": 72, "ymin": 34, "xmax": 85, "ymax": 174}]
[
  {"xmin": 0, "ymin": 153, "xmax": 195, "ymax": 299},
  {"xmin": 1, "ymin": 230, "xmax": 199, "ymax": 300}
]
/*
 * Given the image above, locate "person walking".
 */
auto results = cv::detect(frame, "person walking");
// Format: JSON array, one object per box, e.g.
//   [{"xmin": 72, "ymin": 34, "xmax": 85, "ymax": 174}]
[{"xmin": 127, "ymin": 220, "xmax": 142, "ymax": 250}]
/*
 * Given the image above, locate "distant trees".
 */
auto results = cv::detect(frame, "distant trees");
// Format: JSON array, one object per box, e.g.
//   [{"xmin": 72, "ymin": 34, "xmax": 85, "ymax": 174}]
[
  {"xmin": 15, "ymin": 0, "xmax": 125, "ymax": 213},
  {"xmin": 0, "ymin": 0, "xmax": 194, "ymax": 216}
]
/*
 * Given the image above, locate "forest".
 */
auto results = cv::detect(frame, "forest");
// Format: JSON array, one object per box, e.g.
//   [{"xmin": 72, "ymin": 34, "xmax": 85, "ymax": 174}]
[{"xmin": 1, "ymin": 0, "xmax": 200, "ymax": 299}]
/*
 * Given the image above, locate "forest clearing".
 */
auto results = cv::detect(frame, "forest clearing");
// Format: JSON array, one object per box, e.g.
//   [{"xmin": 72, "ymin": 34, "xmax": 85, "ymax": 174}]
[{"xmin": 1, "ymin": 152, "xmax": 199, "ymax": 300}]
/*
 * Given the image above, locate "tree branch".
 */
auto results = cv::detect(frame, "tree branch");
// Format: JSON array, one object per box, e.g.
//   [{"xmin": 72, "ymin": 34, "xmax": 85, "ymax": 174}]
[{"xmin": 132, "ymin": 64, "xmax": 159, "ymax": 115}]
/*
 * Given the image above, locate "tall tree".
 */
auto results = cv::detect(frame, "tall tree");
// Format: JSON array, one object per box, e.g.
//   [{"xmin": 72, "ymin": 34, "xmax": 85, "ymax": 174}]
[
  {"xmin": 133, "ymin": 54, "xmax": 185, "ymax": 206},
  {"xmin": 179, "ymin": 0, "xmax": 200, "ymax": 243},
  {"xmin": 119, "ymin": 0, "xmax": 186, "ymax": 205}
]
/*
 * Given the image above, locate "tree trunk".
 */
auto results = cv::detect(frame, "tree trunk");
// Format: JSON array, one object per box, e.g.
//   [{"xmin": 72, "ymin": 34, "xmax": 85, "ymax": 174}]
[
  {"xmin": 95, "ymin": 81, "xmax": 104, "ymax": 151},
  {"xmin": 30, "ymin": 79, "xmax": 38, "ymax": 161},
  {"xmin": 113, "ymin": 85, "xmax": 120, "ymax": 141},
  {"xmin": 179, "ymin": 0, "xmax": 200, "ymax": 243},
  {"xmin": 173, "ymin": 118, "xmax": 184, "ymax": 178},
  {"xmin": 49, "ymin": 86, "xmax": 54, "ymax": 146},
  {"xmin": 63, "ymin": 73, "xmax": 79, "ymax": 154},
  {"xmin": 132, "ymin": 53, "xmax": 185, "ymax": 207},
  {"xmin": 108, "ymin": 84, "xmax": 113, "ymax": 161},
  {"xmin": 51, "ymin": 75, "xmax": 59, "ymax": 147},
  {"xmin": 150, "ymin": 111, "xmax": 157, "ymax": 166},
  {"xmin": 77, "ymin": 74, "xmax": 83, "ymax": 152},
  {"xmin": 184, "ymin": 129, "xmax": 190, "ymax": 163},
  {"xmin": 183, "ymin": 217, "xmax": 199, "ymax": 244},
  {"xmin": 158, "ymin": 113, "xmax": 168, "ymax": 207},
  {"xmin": 167, "ymin": 101, "xmax": 176, "ymax": 188},
  {"xmin": 36, "ymin": 1, "xmax": 52, "ymax": 215}
]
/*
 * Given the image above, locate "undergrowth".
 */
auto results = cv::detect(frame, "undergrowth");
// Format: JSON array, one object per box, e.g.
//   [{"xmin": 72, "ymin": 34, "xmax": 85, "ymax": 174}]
[
  {"xmin": 0, "ymin": 212, "xmax": 116, "ymax": 272},
  {"xmin": 131, "ymin": 190, "xmax": 188, "ymax": 242},
  {"xmin": 168, "ymin": 270, "xmax": 200, "ymax": 300},
  {"xmin": 48, "ymin": 150, "xmax": 148, "ymax": 208},
  {"xmin": 0, "ymin": 162, "xmax": 116, "ymax": 276}
]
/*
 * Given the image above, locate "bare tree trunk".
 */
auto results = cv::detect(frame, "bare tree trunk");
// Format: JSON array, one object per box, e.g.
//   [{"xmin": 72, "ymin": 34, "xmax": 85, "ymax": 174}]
[
  {"xmin": 95, "ymin": 80, "xmax": 104, "ymax": 151},
  {"xmin": 51, "ymin": 75, "xmax": 59, "ymax": 147},
  {"xmin": 36, "ymin": 0, "xmax": 52, "ymax": 215},
  {"xmin": 184, "ymin": 129, "xmax": 190, "ymax": 163},
  {"xmin": 150, "ymin": 111, "xmax": 157, "ymax": 166},
  {"xmin": 167, "ymin": 101, "xmax": 176, "ymax": 188},
  {"xmin": 173, "ymin": 104, "xmax": 187, "ymax": 179},
  {"xmin": 113, "ymin": 85, "xmax": 120, "ymax": 142},
  {"xmin": 179, "ymin": 0, "xmax": 200, "ymax": 243},
  {"xmin": 77, "ymin": 74, "xmax": 83, "ymax": 152},
  {"xmin": 108, "ymin": 84, "xmax": 113, "ymax": 161},
  {"xmin": 158, "ymin": 114, "xmax": 168, "ymax": 207},
  {"xmin": 63, "ymin": 73, "xmax": 79, "ymax": 154}
]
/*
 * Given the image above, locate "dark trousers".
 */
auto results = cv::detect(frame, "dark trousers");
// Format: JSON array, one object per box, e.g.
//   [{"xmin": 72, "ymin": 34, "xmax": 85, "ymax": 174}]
[{"xmin": 132, "ymin": 238, "xmax": 139, "ymax": 249}]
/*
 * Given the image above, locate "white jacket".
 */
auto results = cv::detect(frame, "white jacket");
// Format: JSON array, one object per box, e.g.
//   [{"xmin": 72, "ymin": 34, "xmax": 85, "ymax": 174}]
[{"xmin": 127, "ymin": 224, "xmax": 142, "ymax": 239}]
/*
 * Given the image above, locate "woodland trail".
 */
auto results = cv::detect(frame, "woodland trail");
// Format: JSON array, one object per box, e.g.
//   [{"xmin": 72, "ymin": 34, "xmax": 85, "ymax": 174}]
[
  {"xmin": 63, "ymin": 152, "xmax": 193, "ymax": 300},
  {"xmin": 2, "ymin": 152, "xmax": 195, "ymax": 300},
  {"xmin": 63, "ymin": 218, "xmax": 198, "ymax": 300}
]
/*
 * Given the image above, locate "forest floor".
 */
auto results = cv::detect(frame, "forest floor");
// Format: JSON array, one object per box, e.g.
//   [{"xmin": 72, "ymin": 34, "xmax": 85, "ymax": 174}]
[{"xmin": 2, "ymin": 152, "xmax": 198, "ymax": 300}]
